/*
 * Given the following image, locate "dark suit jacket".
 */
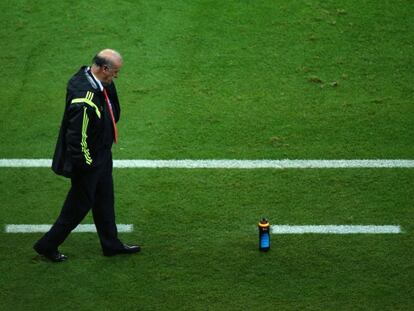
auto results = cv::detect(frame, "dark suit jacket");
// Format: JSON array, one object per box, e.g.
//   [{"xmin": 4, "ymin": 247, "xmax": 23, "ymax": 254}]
[{"xmin": 52, "ymin": 66, "xmax": 121, "ymax": 177}]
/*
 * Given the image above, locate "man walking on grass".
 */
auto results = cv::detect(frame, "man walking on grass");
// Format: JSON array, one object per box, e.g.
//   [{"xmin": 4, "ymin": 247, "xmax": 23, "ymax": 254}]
[{"xmin": 34, "ymin": 49, "xmax": 140, "ymax": 262}]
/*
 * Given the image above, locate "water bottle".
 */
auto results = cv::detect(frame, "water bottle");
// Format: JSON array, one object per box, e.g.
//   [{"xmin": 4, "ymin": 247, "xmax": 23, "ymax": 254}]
[{"xmin": 258, "ymin": 218, "xmax": 270, "ymax": 251}]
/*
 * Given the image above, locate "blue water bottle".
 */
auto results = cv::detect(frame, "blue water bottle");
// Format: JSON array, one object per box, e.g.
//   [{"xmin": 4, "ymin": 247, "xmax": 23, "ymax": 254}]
[{"xmin": 258, "ymin": 218, "xmax": 270, "ymax": 252}]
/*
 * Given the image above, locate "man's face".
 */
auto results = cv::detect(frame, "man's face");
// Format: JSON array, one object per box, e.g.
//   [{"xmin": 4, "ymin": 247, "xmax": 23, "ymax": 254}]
[{"xmin": 102, "ymin": 59, "xmax": 122, "ymax": 85}]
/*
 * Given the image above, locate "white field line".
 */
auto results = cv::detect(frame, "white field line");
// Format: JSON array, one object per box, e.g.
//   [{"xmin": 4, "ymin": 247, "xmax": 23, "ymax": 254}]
[
  {"xmin": 4, "ymin": 224, "xmax": 403, "ymax": 234},
  {"xmin": 1, "ymin": 159, "xmax": 414, "ymax": 168},
  {"xmin": 5, "ymin": 224, "xmax": 133, "ymax": 233},
  {"xmin": 271, "ymin": 225, "xmax": 402, "ymax": 234}
]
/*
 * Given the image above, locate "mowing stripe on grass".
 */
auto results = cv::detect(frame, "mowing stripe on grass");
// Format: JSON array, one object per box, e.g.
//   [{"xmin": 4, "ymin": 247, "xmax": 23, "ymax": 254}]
[
  {"xmin": 4, "ymin": 224, "xmax": 133, "ymax": 233},
  {"xmin": 271, "ymin": 225, "xmax": 402, "ymax": 234},
  {"xmin": 1, "ymin": 159, "xmax": 414, "ymax": 168}
]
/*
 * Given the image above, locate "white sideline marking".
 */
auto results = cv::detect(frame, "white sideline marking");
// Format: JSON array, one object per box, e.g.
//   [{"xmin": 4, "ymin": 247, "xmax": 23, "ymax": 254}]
[
  {"xmin": 271, "ymin": 225, "xmax": 402, "ymax": 234},
  {"xmin": 1, "ymin": 159, "xmax": 414, "ymax": 168},
  {"xmin": 4, "ymin": 224, "xmax": 133, "ymax": 233}
]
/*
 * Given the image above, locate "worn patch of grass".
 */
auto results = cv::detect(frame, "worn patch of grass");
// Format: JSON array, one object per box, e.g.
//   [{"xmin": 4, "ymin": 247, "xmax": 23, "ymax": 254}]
[
  {"xmin": 0, "ymin": 0, "xmax": 413, "ymax": 159},
  {"xmin": 0, "ymin": 0, "xmax": 413, "ymax": 309}
]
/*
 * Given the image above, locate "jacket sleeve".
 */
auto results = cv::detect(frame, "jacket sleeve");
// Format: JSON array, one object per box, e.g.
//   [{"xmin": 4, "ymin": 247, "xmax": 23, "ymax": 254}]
[{"xmin": 65, "ymin": 91, "xmax": 100, "ymax": 170}]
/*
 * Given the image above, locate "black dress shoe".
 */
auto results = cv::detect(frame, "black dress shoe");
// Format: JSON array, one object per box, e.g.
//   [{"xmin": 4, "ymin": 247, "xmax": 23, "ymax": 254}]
[
  {"xmin": 103, "ymin": 243, "xmax": 141, "ymax": 257},
  {"xmin": 33, "ymin": 244, "xmax": 68, "ymax": 262}
]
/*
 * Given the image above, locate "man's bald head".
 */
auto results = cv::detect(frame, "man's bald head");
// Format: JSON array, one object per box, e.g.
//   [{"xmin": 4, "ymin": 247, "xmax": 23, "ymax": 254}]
[
  {"xmin": 92, "ymin": 49, "xmax": 122, "ymax": 69},
  {"xmin": 91, "ymin": 49, "xmax": 123, "ymax": 85}
]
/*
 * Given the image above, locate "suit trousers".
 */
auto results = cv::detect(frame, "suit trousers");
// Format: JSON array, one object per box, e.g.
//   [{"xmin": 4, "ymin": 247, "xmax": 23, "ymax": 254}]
[{"xmin": 35, "ymin": 151, "xmax": 123, "ymax": 253}]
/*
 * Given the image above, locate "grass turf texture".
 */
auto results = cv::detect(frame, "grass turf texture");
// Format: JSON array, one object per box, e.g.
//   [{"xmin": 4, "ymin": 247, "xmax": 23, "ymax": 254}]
[
  {"xmin": 0, "ymin": 0, "xmax": 413, "ymax": 159},
  {"xmin": 0, "ymin": 168, "xmax": 413, "ymax": 310},
  {"xmin": 0, "ymin": 0, "xmax": 413, "ymax": 310}
]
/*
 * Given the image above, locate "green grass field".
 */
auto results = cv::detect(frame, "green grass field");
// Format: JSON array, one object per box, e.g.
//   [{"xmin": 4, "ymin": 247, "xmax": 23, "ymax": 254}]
[{"xmin": 0, "ymin": 0, "xmax": 413, "ymax": 310}]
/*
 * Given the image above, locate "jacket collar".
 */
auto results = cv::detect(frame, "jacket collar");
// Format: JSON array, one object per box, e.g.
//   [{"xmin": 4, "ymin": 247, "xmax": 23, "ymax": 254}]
[{"xmin": 84, "ymin": 67, "xmax": 103, "ymax": 91}]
